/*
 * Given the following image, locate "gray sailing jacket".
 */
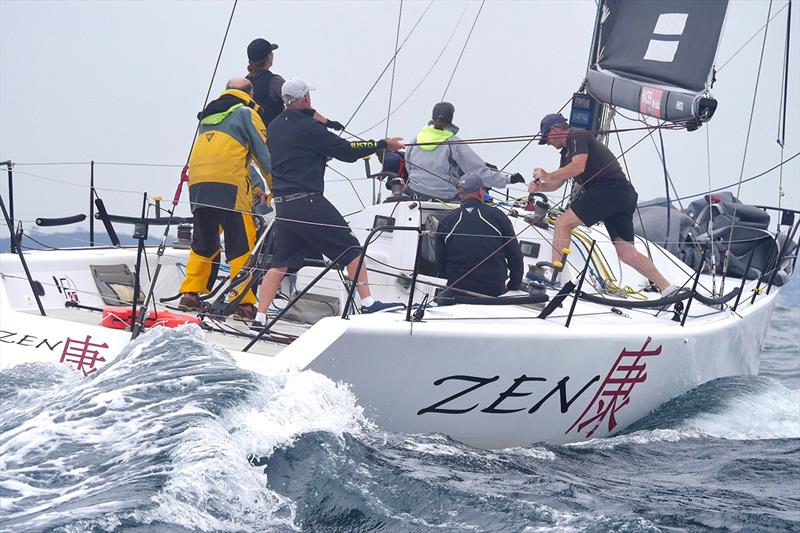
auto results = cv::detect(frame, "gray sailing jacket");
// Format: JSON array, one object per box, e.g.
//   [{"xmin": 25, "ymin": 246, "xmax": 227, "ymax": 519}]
[{"xmin": 405, "ymin": 126, "xmax": 509, "ymax": 200}]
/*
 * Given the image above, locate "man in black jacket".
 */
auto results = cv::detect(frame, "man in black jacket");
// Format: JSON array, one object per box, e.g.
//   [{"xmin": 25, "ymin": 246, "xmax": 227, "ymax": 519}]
[
  {"xmin": 245, "ymin": 38, "xmax": 344, "ymax": 131},
  {"xmin": 251, "ymin": 79, "xmax": 405, "ymax": 330},
  {"xmin": 245, "ymin": 38, "xmax": 285, "ymax": 126},
  {"xmin": 435, "ymin": 172, "xmax": 524, "ymax": 298}
]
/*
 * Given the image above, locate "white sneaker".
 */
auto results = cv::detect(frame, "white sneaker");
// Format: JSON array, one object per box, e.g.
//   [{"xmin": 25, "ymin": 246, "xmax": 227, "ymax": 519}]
[{"xmin": 661, "ymin": 285, "xmax": 679, "ymax": 297}]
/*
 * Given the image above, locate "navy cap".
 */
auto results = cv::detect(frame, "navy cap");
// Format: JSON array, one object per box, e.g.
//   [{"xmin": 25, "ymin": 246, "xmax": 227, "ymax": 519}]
[
  {"xmin": 538, "ymin": 113, "xmax": 568, "ymax": 144},
  {"xmin": 457, "ymin": 172, "xmax": 486, "ymax": 193},
  {"xmin": 247, "ymin": 38, "xmax": 279, "ymax": 61},
  {"xmin": 432, "ymin": 101, "xmax": 455, "ymax": 124}
]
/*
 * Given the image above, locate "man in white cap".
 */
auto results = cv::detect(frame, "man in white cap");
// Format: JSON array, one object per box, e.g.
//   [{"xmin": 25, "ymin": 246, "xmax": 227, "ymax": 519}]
[
  {"xmin": 435, "ymin": 172, "xmax": 523, "ymax": 299},
  {"xmin": 250, "ymin": 79, "xmax": 406, "ymax": 332}
]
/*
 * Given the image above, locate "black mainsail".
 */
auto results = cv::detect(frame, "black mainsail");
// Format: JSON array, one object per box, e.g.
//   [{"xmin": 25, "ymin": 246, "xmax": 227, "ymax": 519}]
[{"xmin": 585, "ymin": 0, "xmax": 729, "ymax": 124}]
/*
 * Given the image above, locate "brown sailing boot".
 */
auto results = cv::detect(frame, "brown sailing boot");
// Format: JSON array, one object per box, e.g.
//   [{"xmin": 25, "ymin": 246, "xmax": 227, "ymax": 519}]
[
  {"xmin": 234, "ymin": 304, "xmax": 257, "ymax": 321},
  {"xmin": 178, "ymin": 293, "xmax": 201, "ymax": 312}
]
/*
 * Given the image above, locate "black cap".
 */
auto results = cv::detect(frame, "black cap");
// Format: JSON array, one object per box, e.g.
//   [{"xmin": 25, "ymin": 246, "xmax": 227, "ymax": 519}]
[
  {"xmin": 431, "ymin": 101, "xmax": 455, "ymax": 124},
  {"xmin": 538, "ymin": 113, "xmax": 568, "ymax": 144},
  {"xmin": 247, "ymin": 38, "xmax": 279, "ymax": 61}
]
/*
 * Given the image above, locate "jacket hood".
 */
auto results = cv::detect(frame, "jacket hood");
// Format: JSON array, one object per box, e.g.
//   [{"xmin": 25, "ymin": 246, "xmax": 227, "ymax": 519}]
[
  {"xmin": 416, "ymin": 125, "xmax": 456, "ymax": 151},
  {"xmin": 197, "ymin": 89, "xmax": 261, "ymax": 124}
]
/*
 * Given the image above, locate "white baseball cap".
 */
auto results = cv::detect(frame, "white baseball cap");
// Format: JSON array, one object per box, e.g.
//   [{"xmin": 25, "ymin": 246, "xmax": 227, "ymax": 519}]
[{"xmin": 281, "ymin": 79, "xmax": 315, "ymax": 104}]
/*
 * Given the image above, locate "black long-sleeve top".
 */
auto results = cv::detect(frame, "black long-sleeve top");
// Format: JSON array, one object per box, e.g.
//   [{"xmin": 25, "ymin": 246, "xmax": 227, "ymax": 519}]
[
  {"xmin": 435, "ymin": 199, "xmax": 524, "ymax": 297},
  {"xmin": 267, "ymin": 108, "xmax": 386, "ymax": 197}
]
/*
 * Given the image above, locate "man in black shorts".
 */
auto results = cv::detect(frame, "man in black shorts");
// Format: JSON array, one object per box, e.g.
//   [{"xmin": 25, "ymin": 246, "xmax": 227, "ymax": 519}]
[
  {"xmin": 528, "ymin": 113, "xmax": 674, "ymax": 294},
  {"xmin": 251, "ymin": 79, "xmax": 406, "ymax": 330}
]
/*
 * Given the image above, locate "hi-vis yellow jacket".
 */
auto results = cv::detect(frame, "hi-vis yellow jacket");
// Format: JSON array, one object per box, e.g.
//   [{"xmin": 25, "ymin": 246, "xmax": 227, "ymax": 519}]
[{"xmin": 188, "ymin": 89, "xmax": 272, "ymax": 214}]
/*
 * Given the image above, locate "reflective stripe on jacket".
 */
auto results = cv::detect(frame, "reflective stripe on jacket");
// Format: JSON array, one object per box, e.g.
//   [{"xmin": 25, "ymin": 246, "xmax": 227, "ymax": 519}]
[{"xmin": 188, "ymin": 89, "xmax": 272, "ymax": 213}]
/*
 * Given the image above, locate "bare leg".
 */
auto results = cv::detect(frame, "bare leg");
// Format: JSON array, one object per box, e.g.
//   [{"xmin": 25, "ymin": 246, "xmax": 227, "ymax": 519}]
[
  {"xmin": 345, "ymin": 256, "xmax": 371, "ymax": 300},
  {"xmin": 256, "ymin": 267, "xmax": 288, "ymax": 314},
  {"xmin": 552, "ymin": 209, "xmax": 582, "ymax": 263},
  {"xmin": 613, "ymin": 239, "xmax": 671, "ymax": 291}
]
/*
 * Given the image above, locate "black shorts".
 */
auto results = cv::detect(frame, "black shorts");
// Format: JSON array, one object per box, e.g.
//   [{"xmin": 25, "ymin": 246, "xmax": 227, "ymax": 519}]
[
  {"xmin": 570, "ymin": 182, "xmax": 639, "ymax": 242},
  {"xmin": 272, "ymin": 194, "xmax": 362, "ymax": 269}
]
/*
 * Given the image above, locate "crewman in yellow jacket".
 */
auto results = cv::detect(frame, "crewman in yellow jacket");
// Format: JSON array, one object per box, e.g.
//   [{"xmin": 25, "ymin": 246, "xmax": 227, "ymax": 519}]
[{"xmin": 178, "ymin": 77, "xmax": 272, "ymax": 320}]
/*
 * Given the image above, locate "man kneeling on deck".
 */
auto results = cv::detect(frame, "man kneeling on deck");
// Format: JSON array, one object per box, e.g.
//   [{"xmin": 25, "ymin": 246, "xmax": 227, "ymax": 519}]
[
  {"xmin": 435, "ymin": 172, "xmax": 524, "ymax": 300},
  {"xmin": 178, "ymin": 77, "xmax": 271, "ymax": 320},
  {"xmin": 251, "ymin": 79, "xmax": 406, "ymax": 333}
]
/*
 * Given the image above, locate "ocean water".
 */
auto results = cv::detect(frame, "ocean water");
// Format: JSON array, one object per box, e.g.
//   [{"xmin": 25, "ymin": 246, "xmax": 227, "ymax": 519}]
[{"xmin": 1, "ymin": 286, "xmax": 798, "ymax": 532}]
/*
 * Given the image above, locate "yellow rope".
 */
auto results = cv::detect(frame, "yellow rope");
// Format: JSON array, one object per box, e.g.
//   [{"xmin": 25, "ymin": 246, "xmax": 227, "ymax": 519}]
[{"xmin": 571, "ymin": 228, "xmax": 648, "ymax": 300}]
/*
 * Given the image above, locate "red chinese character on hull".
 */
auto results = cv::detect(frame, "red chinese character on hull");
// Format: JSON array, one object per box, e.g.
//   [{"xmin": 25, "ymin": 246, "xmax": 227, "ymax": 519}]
[
  {"xmin": 566, "ymin": 337, "xmax": 662, "ymax": 439},
  {"xmin": 60, "ymin": 335, "xmax": 108, "ymax": 376}
]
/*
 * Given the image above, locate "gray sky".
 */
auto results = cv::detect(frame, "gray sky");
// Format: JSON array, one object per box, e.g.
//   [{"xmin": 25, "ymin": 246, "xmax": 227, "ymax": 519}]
[{"xmin": 1, "ymin": 0, "xmax": 798, "ymax": 242}]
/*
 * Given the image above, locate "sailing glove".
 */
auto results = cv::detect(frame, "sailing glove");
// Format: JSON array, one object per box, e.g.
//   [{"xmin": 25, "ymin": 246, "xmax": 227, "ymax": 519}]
[
  {"xmin": 509, "ymin": 172, "xmax": 525, "ymax": 184},
  {"xmin": 326, "ymin": 120, "xmax": 345, "ymax": 131}
]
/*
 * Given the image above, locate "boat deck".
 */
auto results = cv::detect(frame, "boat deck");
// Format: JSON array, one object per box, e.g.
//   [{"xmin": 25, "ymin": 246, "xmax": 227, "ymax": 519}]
[{"xmin": 23, "ymin": 306, "xmax": 310, "ymax": 357}]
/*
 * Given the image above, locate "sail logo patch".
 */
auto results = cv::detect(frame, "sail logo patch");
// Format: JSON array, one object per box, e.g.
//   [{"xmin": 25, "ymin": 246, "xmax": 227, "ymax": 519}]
[
  {"xmin": 205, "ymin": 133, "xmax": 215, "ymax": 141},
  {"xmin": 640, "ymin": 87, "xmax": 664, "ymax": 118},
  {"xmin": 643, "ymin": 13, "xmax": 687, "ymax": 63}
]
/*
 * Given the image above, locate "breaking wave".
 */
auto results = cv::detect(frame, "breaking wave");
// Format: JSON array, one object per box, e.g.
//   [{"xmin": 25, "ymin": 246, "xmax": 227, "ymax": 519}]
[{"xmin": 0, "ymin": 326, "xmax": 365, "ymax": 533}]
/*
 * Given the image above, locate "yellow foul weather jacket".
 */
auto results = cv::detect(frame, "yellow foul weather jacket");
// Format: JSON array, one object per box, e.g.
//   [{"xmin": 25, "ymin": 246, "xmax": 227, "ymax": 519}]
[{"xmin": 188, "ymin": 89, "xmax": 273, "ymax": 214}]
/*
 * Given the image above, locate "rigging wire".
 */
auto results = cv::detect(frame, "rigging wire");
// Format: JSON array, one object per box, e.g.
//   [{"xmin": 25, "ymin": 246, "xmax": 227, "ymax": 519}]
[
  {"xmin": 325, "ymin": 164, "xmax": 366, "ymax": 209},
  {"xmin": 499, "ymin": 96, "xmax": 573, "ymax": 172},
  {"xmin": 776, "ymin": 0, "xmax": 792, "ymax": 217},
  {"xmin": 340, "ymin": 0, "xmax": 434, "ymax": 133},
  {"xmin": 717, "ymin": 1, "xmax": 789, "ymax": 73},
  {"xmin": 355, "ymin": 1, "xmax": 470, "ymax": 138},
  {"xmin": 611, "ymin": 117, "xmax": 653, "ymax": 260},
  {"xmin": 384, "ymin": 0, "xmax": 404, "ymax": 141},
  {"xmin": 441, "ymin": 0, "xmax": 486, "ymax": 100},
  {"xmin": 131, "ymin": 0, "xmax": 239, "ymax": 339},
  {"xmin": 722, "ymin": 0, "xmax": 773, "ymax": 291},
  {"xmin": 378, "ymin": 0, "xmax": 404, "ymax": 206},
  {"xmin": 706, "ymin": 123, "xmax": 717, "ymax": 295},
  {"xmin": 657, "ymin": 126, "xmax": 671, "ymax": 243},
  {"xmin": 653, "ymin": 151, "xmax": 799, "ymax": 205}
]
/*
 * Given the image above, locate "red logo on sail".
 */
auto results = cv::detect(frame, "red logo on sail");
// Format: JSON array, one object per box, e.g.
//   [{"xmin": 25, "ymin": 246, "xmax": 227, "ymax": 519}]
[
  {"xmin": 639, "ymin": 87, "xmax": 664, "ymax": 118},
  {"xmin": 566, "ymin": 337, "xmax": 662, "ymax": 438}
]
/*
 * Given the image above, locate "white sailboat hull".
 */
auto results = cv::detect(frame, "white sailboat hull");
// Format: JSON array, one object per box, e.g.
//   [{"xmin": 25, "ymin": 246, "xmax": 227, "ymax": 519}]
[
  {"xmin": 0, "ymin": 200, "xmax": 785, "ymax": 448},
  {"xmin": 279, "ymin": 292, "xmax": 775, "ymax": 448}
]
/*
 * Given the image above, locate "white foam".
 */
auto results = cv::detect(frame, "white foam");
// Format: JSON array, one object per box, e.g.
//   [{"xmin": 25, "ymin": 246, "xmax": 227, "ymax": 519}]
[
  {"xmin": 0, "ymin": 327, "xmax": 371, "ymax": 532},
  {"xmin": 688, "ymin": 384, "xmax": 800, "ymax": 440},
  {"xmin": 229, "ymin": 368, "xmax": 368, "ymax": 459},
  {"xmin": 573, "ymin": 381, "xmax": 800, "ymax": 449},
  {"xmin": 133, "ymin": 369, "xmax": 368, "ymax": 531},
  {"xmin": 502, "ymin": 446, "xmax": 558, "ymax": 461}
]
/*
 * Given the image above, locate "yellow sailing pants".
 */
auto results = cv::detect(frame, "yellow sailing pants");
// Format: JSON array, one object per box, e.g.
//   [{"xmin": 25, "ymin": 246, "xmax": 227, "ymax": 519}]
[{"xmin": 179, "ymin": 207, "xmax": 257, "ymax": 305}]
